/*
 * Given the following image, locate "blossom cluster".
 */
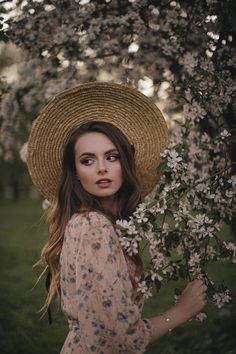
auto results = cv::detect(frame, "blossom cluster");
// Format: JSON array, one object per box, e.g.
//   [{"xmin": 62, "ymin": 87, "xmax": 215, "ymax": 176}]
[
  {"xmin": 1, "ymin": 0, "xmax": 235, "ymax": 161},
  {"xmin": 116, "ymin": 120, "xmax": 236, "ymax": 314}
]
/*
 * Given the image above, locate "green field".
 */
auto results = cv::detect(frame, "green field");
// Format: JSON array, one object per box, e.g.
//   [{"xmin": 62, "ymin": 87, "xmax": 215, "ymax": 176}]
[{"xmin": 0, "ymin": 199, "xmax": 235, "ymax": 354}]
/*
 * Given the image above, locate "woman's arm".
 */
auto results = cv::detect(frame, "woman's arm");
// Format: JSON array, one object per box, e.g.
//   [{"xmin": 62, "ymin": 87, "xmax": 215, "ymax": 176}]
[
  {"xmin": 148, "ymin": 278, "xmax": 207, "ymax": 343},
  {"xmin": 69, "ymin": 212, "xmax": 153, "ymax": 353}
]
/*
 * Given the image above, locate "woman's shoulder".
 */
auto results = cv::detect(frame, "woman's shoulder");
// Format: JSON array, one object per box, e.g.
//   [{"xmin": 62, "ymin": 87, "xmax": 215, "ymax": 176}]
[{"xmin": 67, "ymin": 209, "xmax": 112, "ymax": 231}]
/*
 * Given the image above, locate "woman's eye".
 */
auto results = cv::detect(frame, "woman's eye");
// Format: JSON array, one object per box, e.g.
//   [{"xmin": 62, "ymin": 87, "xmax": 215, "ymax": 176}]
[
  {"xmin": 81, "ymin": 158, "xmax": 94, "ymax": 165},
  {"xmin": 80, "ymin": 155, "xmax": 119, "ymax": 164},
  {"xmin": 107, "ymin": 155, "xmax": 119, "ymax": 161}
]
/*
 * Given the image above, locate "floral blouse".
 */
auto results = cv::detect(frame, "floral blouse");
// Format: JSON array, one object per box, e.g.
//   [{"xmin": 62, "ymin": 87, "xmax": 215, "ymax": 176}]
[{"xmin": 60, "ymin": 211, "xmax": 153, "ymax": 353}]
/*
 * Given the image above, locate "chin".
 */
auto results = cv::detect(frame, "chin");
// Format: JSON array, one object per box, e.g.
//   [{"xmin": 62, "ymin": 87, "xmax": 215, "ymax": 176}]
[
  {"xmin": 98, "ymin": 191, "xmax": 115, "ymax": 197},
  {"xmin": 93, "ymin": 189, "xmax": 118, "ymax": 198}
]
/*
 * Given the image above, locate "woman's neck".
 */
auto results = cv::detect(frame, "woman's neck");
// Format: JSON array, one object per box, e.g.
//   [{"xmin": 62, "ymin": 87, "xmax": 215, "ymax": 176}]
[{"xmin": 99, "ymin": 195, "xmax": 117, "ymax": 217}]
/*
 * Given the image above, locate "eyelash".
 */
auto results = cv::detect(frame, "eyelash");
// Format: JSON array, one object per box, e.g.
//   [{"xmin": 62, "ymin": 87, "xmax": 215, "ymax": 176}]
[{"xmin": 81, "ymin": 155, "xmax": 120, "ymax": 165}]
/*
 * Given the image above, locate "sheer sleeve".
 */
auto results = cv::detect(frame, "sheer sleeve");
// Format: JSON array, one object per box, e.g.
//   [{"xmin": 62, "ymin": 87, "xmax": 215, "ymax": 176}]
[{"xmin": 63, "ymin": 211, "xmax": 152, "ymax": 353}]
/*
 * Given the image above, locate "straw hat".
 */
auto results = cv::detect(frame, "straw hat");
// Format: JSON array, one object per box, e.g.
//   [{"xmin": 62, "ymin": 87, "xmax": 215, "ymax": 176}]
[{"xmin": 27, "ymin": 82, "xmax": 169, "ymax": 201}]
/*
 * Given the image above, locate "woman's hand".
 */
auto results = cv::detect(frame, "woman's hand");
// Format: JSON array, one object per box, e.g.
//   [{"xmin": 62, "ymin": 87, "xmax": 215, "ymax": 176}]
[
  {"xmin": 148, "ymin": 278, "xmax": 208, "ymax": 343},
  {"xmin": 175, "ymin": 279, "xmax": 207, "ymax": 321}
]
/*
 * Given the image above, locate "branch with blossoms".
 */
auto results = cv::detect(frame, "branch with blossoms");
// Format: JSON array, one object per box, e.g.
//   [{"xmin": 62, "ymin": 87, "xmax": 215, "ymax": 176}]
[{"xmin": 115, "ymin": 118, "xmax": 236, "ymax": 318}]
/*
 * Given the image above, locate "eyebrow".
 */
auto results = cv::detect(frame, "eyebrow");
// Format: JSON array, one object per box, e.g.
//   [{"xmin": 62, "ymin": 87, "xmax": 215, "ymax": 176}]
[{"xmin": 79, "ymin": 148, "xmax": 119, "ymax": 158}]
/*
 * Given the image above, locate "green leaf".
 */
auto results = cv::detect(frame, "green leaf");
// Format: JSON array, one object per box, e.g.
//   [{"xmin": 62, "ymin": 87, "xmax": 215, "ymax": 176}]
[
  {"xmin": 155, "ymin": 279, "xmax": 161, "ymax": 292},
  {"xmin": 157, "ymin": 161, "xmax": 166, "ymax": 175},
  {"xmin": 174, "ymin": 288, "xmax": 182, "ymax": 296},
  {"xmin": 166, "ymin": 209, "xmax": 174, "ymax": 218},
  {"xmin": 179, "ymin": 265, "xmax": 188, "ymax": 278}
]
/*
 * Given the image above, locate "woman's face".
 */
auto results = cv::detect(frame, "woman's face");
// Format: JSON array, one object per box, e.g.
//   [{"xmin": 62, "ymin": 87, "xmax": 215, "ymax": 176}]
[{"xmin": 74, "ymin": 132, "xmax": 123, "ymax": 204}]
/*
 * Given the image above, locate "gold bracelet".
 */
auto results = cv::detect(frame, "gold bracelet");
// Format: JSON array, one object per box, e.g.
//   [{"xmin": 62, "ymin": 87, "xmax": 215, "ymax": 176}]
[{"xmin": 160, "ymin": 313, "xmax": 172, "ymax": 333}]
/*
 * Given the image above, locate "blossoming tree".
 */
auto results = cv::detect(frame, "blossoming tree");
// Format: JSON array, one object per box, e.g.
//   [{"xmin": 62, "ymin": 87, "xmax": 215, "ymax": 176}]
[{"xmin": 0, "ymin": 0, "xmax": 236, "ymax": 312}]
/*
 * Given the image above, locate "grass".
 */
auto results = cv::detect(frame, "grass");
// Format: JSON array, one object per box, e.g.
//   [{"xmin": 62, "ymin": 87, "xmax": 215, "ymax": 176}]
[
  {"xmin": 0, "ymin": 199, "xmax": 67, "ymax": 354},
  {"xmin": 0, "ymin": 199, "xmax": 235, "ymax": 354}
]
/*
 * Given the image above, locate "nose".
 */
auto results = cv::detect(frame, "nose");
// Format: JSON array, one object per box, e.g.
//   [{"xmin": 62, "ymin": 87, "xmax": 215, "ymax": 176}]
[{"xmin": 98, "ymin": 159, "xmax": 108, "ymax": 174}]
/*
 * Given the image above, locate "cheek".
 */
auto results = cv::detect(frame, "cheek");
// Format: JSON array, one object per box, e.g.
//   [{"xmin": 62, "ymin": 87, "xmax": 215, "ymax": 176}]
[
  {"xmin": 76, "ymin": 165, "xmax": 93, "ymax": 182},
  {"xmin": 116, "ymin": 164, "xmax": 123, "ymax": 183}
]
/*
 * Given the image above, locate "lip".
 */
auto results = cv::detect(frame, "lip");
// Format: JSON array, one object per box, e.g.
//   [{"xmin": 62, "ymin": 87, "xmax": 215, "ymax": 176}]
[{"xmin": 96, "ymin": 179, "xmax": 112, "ymax": 184}]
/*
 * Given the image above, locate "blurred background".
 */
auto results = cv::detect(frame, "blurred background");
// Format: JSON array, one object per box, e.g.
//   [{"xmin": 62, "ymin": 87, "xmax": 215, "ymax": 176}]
[{"xmin": 0, "ymin": 1, "xmax": 236, "ymax": 353}]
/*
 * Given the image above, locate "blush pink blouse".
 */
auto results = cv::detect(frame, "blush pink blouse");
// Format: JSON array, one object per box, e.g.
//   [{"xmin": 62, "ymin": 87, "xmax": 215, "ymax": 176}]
[{"xmin": 60, "ymin": 211, "xmax": 153, "ymax": 353}]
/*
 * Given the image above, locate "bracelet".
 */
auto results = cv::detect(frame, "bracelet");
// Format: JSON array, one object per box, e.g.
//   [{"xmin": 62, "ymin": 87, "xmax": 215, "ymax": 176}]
[{"xmin": 160, "ymin": 313, "xmax": 172, "ymax": 333}]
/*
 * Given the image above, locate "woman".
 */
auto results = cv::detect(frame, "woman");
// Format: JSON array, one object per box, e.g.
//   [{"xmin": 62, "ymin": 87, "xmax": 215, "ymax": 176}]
[{"xmin": 27, "ymin": 82, "xmax": 207, "ymax": 353}]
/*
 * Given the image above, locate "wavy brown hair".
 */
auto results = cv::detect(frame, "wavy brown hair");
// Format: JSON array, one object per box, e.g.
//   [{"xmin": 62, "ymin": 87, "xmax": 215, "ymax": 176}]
[{"xmin": 39, "ymin": 121, "xmax": 145, "ymax": 313}]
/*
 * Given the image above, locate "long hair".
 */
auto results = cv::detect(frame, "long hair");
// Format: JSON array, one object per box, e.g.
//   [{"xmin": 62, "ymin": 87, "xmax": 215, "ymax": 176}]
[{"xmin": 39, "ymin": 121, "xmax": 144, "ymax": 313}]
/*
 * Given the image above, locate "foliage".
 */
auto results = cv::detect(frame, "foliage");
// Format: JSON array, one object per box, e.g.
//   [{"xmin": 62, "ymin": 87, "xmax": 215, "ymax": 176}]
[
  {"xmin": 0, "ymin": 0, "xmax": 235, "ymax": 160},
  {"xmin": 116, "ymin": 119, "xmax": 236, "ymax": 316}
]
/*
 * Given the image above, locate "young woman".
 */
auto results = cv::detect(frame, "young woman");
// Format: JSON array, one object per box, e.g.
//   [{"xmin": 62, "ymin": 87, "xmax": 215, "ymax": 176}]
[{"xmin": 27, "ymin": 82, "xmax": 207, "ymax": 353}]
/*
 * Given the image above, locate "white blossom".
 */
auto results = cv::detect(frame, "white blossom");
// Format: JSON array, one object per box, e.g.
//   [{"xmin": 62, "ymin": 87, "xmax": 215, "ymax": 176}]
[
  {"xmin": 179, "ymin": 52, "xmax": 198, "ymax": 75},
  {"xmin": 189, "ymin": 252, "xmax": 201, "ymax": 268},
  {"xmin": 42, "ymin": 199, "xmax": 51, "ymax": 210},
  {"xmin": 213, "ymin": 290, "xmax": 231, "ymax": 308},
  {"xmin": 223, "ymin": 242, "xmax": 236, "ymax": 263},
  {"xmin": 167, "ymin": 149, "xmax": 183, "ymax": 172},
  {"xmin": 19, "ymin": 142, "xmax": 28, "ymax": 162},
  {"xmin": 220, "ymin": 129, "xmax": 231, "ymax": 139},
  {"xmin": 195, "ymin": 312, "xmax": 207, "ymax": 322},
  {"xmin": 137, "ymin": 280, "xmax": 152, "ymax": 299}
]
